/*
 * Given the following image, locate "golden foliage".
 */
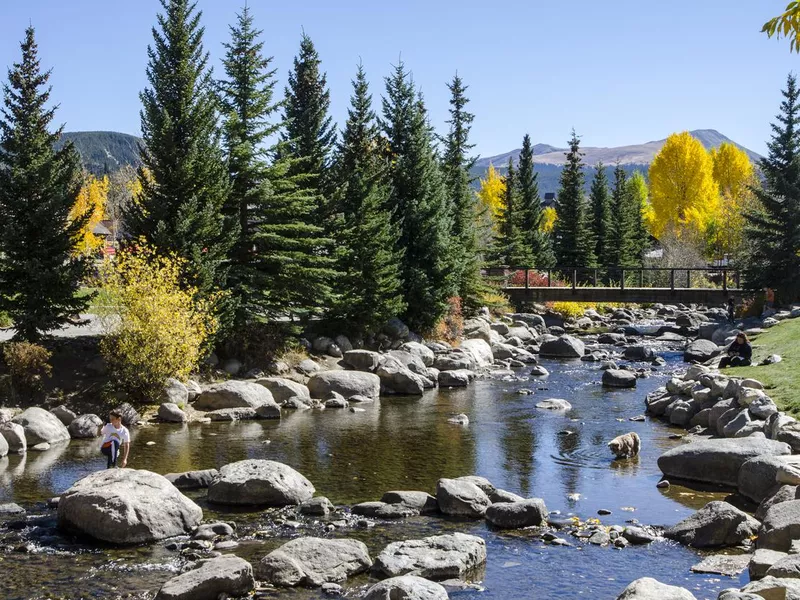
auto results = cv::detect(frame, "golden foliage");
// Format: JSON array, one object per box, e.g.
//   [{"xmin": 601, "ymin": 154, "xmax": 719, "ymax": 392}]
[
  {"xmin": 98, "ymin": 242, "xmax": 218, "ymax": 399},
  {"xmin": 707, "ymin": 143, "xmax": 756, "ymax": 257},
  {"xmin": 71, "ymin": 174, "xmax": 109, "ymax": 256},
  {"xmin": 477, "ymin": 164, "xmax": 506, "ymax": 223},
  {"xmin": 541, "ymin": 206, "xmax": 557, "ymax": 233},
  {"xmin": 431, "ymin": 297, "xmax": 464, "ymax": 344},
  {"xmin": 763, "ymin": 2, "xmax": 800, "ymax": 52},
  {"xmin": 551, "ymin": 301, "xmax": 593, "ymax": 320},
  {"xmin": 648, "ymin": 132, "xmax": 720, "ymax": 240}
]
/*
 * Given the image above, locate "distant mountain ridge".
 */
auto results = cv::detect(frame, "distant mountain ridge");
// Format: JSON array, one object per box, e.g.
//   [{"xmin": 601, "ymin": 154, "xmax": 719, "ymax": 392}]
[{"xmin": 57, "ymin": 131, "xmax": 142, "ymax": 174}]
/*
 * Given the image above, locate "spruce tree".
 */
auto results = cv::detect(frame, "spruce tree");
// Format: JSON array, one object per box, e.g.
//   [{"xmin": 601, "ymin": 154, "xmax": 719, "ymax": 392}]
[
  {"xmin": 553, "ymin": 130, "xmax": 596, "ymax": 268},
  {"xmin": 743, "ymin": 73, "xmax": 800, "ymax": 300},
  {"xmin": 516, "ymin": 134, "xmax": 554, "ymax": 267},
  {"xmin": 0, "ymin": 27, "xmax": 90, "ymax": 341},
  {"xmin": 127, "ymin": 0, "xmax": 233, "ymax": 297},
  {"xmin": 490, "ymin": 158, "xmax": 529, "ymax": 266},
  {"xmin": 608, "ymin": 164, "xmax": 637, "ymax": 267},
  {"xmin": 626, "ymin": 171, "xmax": 650, "ymax": 265},
  {"xmin": 589, "ymin": 163, "xmax": 613, "ymax": 266},
  {"xmin": 442, "ymin": 74, "xmax": 483, "ymax": 312},
  {"xmin": 332, "ymin": 65, "xmax": 405, "ymax": 332},
  {"xmin": 381, "ymin": 64, "xmax": 455, "ymax": 332}
]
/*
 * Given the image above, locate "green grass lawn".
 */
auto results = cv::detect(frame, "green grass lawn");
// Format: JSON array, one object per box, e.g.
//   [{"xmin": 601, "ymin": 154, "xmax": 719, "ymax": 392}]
[{"xmin": 723, "ymin": 317, "xmax": 800, "ymax": 416}]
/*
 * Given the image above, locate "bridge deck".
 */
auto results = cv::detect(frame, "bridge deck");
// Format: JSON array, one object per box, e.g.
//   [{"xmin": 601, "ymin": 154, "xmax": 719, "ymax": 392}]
[{"xmin": 503, "ymin": 287, "xmax": 746, "ymax": 305}]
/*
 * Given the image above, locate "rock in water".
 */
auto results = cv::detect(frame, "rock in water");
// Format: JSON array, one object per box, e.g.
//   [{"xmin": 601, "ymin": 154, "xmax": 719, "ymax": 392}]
[
  {"xmin": 193, "ymin": 381, "xmax": 275, "ymax": 410},
  {"xmin": 740, "ymin": 576, "xmax": 800, "ymax": 599},
  {"xmin": 67, "ymin": 414, "xmax": 102, "ymax": 439},
  {"xmin": 484, "ymin": 498, "xmax": 548, "ymax": 529},
  {"xmin": 308, "ymin": 371, "xmax": 381, "ymax": 400},
  {"xmin": 57, "ymin": 469, "xmax": 202, "ymax": 544},
  {"xmin": 50, "ymin": 405, "xmax": 77, "ymax": 426},
  {"xmin": 460, "ymin": 339, "xmax": 494, "ymax": 368},
  {"xmin": 0, "ymin": 422, "xmax": 26, "ymax": 453},
  {"xmin": 436, "ymin": 478, "xmax": 491, "ymax": 518},
  {"xmin": 364, "ymin": 576, "xmax": 448, "ymax": 600},
  {"xmin": 684, "ymin": 339, "xmax": 721, "ymax": 363},
  {"xmin": 535, "ymin": 398, "xmax": 572, "ymax": 411},
  {"xmin": 164, "ymin": 469, "xmax": 219, "ymax": 490},
  {"xmin": 539, "ymin": 335, "xmax": 585, "ymax": 358},
  {"xmin": 207, "ymin": 459, "xmax": 314, "ymax": 506},
  {"xmin": 372, "ymin": 533, "xmax": 487, "ymax": 579},
  {"xmin": 155, "ymin": 555, "xmax": 255, "ymax": 600},
  {"xmin": 381, "ymin": 491, "xmax": 439, "ymax": 514},
  {"xmin": 759, "ymin": 500, "xmax": 800, "ymax": 552},
  {"xmin": 257, "ymin": 537, "xmax": 371, "ymax": 587},
  {"xmin": 665, "ymin": 501, "xmax": 760, "ymax": 548},
  {"xmin": 12, "ymin": 407, "xmax": 70, "ymax": 445},
  {"xmin": 602, "ymin": 369, "xmax": 637, "ymax": 388},
  {"xmin": 0, "ymin": 433, "xmax": 7, "ymax": 458},
  {"xmin": 615, "ymin": 577, "xmax": 698, "ymax": 599},
  {"xmin": 158, "ymin": 403, "xmax": 187, "ymax": 423},
  {"xmin": 255, "ymin": 378, "xmax": 311, "ymax": 403}
]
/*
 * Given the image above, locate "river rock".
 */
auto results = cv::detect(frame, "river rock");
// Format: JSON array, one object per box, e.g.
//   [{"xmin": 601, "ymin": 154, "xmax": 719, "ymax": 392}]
[
  {"xmin": 490, "ymin": 489, "xmax": 525, "ymax": 503},
  {"xmin": 740, "ymin": 576, "xmax": 800, "ymax": 599},
  {"xmin": 750, "ymin": 394, "xmax": 779, "ymax": 420},
  {"xmin": 434, "ymin": 352, "xmax": 473, "ymax": 371},
  {"xmin": 460, "ymin": 339, "xmax": 494, "ymax": 368},
  {"xmin": 750, "ymin": 548, "xmax": 790, "ymax": 580},
  {"xmin": 158, "ymin": 403, "xmax": 187, "ymax": 423},
  {"xmin": 352, "ymin": 501, "xmax": 419, "ymax": 519},
  {"xmin": 308, "ymin": 371, "xmax": 380, "ymax": 400},
  {"xmin": 722, "ymin": 409, "xmax": 753, "ymax": 437},
  {"xmin": 739, "ymin": 456, "xmax": 800, "ymax": 503},
  {"xmin": 766, "ymin": 554, "xmax": 800, "ymax": 579},
  {"xmin": 400, "ymin": 342, "xmax": 435, "ymax": 367},
  {"xmin": 623, "ymin": 526, "xmax": 659, "ymax": 545},
  {"xmin": 484, "ymin": 498, "xmax": 547, "ymax": 529},
  {"xmin": 164, "ymin": 469, "xmax": 219, "ymax": 490},
  {"xmin": 616, "ymin": 577, "xmax": 698, "ymax": 599},
  {"xmin": 0, "ymin": 422, "xmax": 26, "ymax": 453},
  {"xmin": 257, "ymin": 537, "xmax": 371, "ymax": 587},
  {"xmin": 255, "ymin": 378, "xmax": 310, "ymax": 403},
  {"xmin": 155, "ymin": 555, "xmax": 255, "ymax": 600},
  {"xmin": 208, "ymin": 407, "xmax": 257, "ymax": 421},
  {"xmin": 185, "ymin": 379, "xmax": 202, "ymax": 401},
  {"xmin": 207, "ymin": 460, "xmax": 314, "ymax": 506},
  {"xmin": 68, "ymin": 414, "xmax": 102, "ymax": 438},
  {"xmin": 539, "ymin": 335, "xmax": 584, "ymax": 358},
  {"xmin": 684, "ymin": 339, "xmax": 722, "ymax": 363},
  {"xmin": 12, "ymin": 407, "xmax": 70, "ymax": 445},
  {"xmin": 50, "ymin": 405, "xmax": 77, "ymax": 427},
  {"xmin": 377, "ymin": 360, "xmax": 425, "ymax": 395},
  {"xmin": 535, "ymin": 398, "xmax": 572, "ymax": 411},
  {"xmin": 299, "ymin": 496, "xmax": 334, "ymax": 516},
  {"xmin": 657, "ymin": 437, "xmax": 791, "ymax": 487},
  {"xmin": 0, "ymin": 434, "xmax": 6, "ymax": 458},
  {"xmin": 436, "ymin": 478, "xmax": 491, "ymax": 518},
  {"xmin": 757, "ymin": 485, "xmax": 800, "ymax": 522},
  {"xmin": 381, "ymin": 491, "xmax": 439, "ymax": 515},
  {"xmin": 194, "ymin": 381, "xmax": 275, "ymax": 410},
  {"xmin": 162, "ymin": 378, "xmax": 189, "ymax": 407},
  {"xmin": 57, "ymin": 469, "xmax": 202, "ymax": 544},
  {"xmin": 372, "ymin": 533, "xmax": 486, "ymax": 579},
  {"xmin": 759, "ymin": 500, "xmax": 800, "ymax": 552},
  {"xmin": 603, "ymin": 369, "xmax": 637, "ymax": 388},
  {"xmin": 463, "ymin": 318, "xmax": 492, "ymax": 343},
  {"xmin": 665, "ymin": 501, "xmax": 760, "ymax": 548},
  {"xmin": 0, "ymin": 502, "xmax": 24, "ymax": 514},
  {"xmin": 709, "ymin": 398, "xmax": 736, "ymax": 434},
  {"xmin": 530, "ymin": 365, "xmax": 550, "ymax": 377},
  {"xmin": 364, "ymin": 576, "xmax": 448, "ymax": 600},
  {"xmin": 343, "ymin": 349, "xmax": 381, "ymax": 372},
  {"xmin": 325, "ymin": 393, "xmax": 349, "ymax": 408},
  {"xmin": 438, "ymin": 370, "xmax": 474, "ymax": 387},
  {"xmin": 623, "ymin": 346, "xmax": 655, "ymax": 361},
  {"xmin": 692, "ymin": 554, "xmax": 752, "ymax": 577},
  {"xmin": 114, "ymin": 402, "xmax": 141, "ymax": 426}
]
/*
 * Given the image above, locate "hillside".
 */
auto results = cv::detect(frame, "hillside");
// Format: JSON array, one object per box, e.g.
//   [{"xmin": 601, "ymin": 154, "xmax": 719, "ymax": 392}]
[{"xmin": 56, "ymin": 131, "xmax": 142, "ymax": 174}]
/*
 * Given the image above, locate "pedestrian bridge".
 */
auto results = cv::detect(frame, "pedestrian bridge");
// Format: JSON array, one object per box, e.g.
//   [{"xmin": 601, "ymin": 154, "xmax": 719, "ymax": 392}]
[{"xmin": 486, "ymin": 267, "xmax": 746, "ymax": 306}]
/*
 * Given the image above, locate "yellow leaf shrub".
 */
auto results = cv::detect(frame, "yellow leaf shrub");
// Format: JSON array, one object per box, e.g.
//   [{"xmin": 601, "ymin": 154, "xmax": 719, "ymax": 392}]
[
  {"xmin": 551, "ymin": 301, "xmax": 594, "ymax": 320},
  {"xmin": 97, "ymin": 243, "xmax": 218, "ymax": 400}
]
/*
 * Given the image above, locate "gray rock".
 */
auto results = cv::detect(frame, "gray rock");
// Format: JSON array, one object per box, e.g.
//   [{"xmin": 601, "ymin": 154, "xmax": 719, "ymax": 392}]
[
  {"xmin": 436, "ymin": 478, "xmax": 491, "ymax": 518},
  {"xmin": 50, "ymin": 405, "xmax": 77, "ymax": 426},
  {"xmin": 299, "ymin": 496, "xmax": 334, "ymax": 516},
  {"xmin": 364, "ymin": 576, "xmax": 448, "ymax": 600},
  {"xmin": 535, "ymin": 398, "xmax": 572, "ymax": 411},
  {"xmin": 352, "ymin": 502, "xmax": 419, "ymax": 519},
  {"xmin": 58, "ymin": 469, "xmax": 202, "ymax": 544},
  {"xmin": 434, "ymin": 353, "xmax": 473, "ymax": 371},
  {"xmin": 0, "ymin": 433, "xmax": 7, "ymax": 458},
  {"xmin": 603, "ymin": 369, "xmax": 637, "ymax": 388},
  {"xmin": 665, "ymin": 501, "xmax": 760, "ymax": 547},
  {"xmin": 616, "ymin": 577, "xmax": 698, "ymax": 600},
  {"xmin": 454, "ymin": 475, "xmax": 496, "ymax": 496},
  {"xmin": 155, "ymin": 556, "xmax": 254, "ymax": 600},
  {"xmin": 0, "ymin": 502, "xmax": 25, "ymax": 514},
  {"xmin": 657, "ymin": 437, "xmax": 791, "ymax": 487},
  {"xmin": 438, "ymin": 369, "xmax": 474, "ymax": 387},
  {"xmin": 388, "ymin": 350, "xmax": 429, "ymax": 375},
  {"xmin": 460, "ymin": 339, "xmax": 494, "ymax": 368},
  {"xmin": 185, "ymin": 379, "xmax": 202, "ymax": 401},
  {"xmin": 740, "ymin": 576, "xmax": 800, "ymax": 599},
  {"xmin": 12, "ymin": 407, "xmax": 70, "ymax": 445},
  {"xmin": 684, "ymin": 339, "xmax": 722, "ymax": 363},
  {"xmin": 489, "ymin": 489, "xmax": 525, "ymax": 503},
  {"xmin": 750, "ymin": 548, "xmax": 789, "ymax": 580},
  {"xmin": 759, "ymin": 500, "xmax": 800, "ymax": 552},
  {"xmin": 766, "ymin": 554, "xmax": 800, "ymax": 578},
  {"xmin": 757, "ymin": 485, "xmax": 800, "ymax": 522},
  {"xmin": 257, "ymin": 537, "xmax": 371, "ymax": 587},
  {"xmin": 308, "ymin": 371, "xmax": 381, "ymax": 400},
  {"xmin": 255, "ymin": 378, "xmax": 310, "ymax": 403},
  {"xmin": 162, "ymin": 378, "xmax": 189, "ymax": 407},
  {"xmin": 282, "ymin": 396, "xmax": 310, "ymax": 410},
  {"xmin": 400, "ymin": 342, "xmax": 435, "ymax": 367},
  {"xmin": 623, "ymin": 346, "xmax": 655, "ymax": 361},
  {"xmin": 342, "ymin": 350, "xmax": 381, "ymax": 372},
  {"xmin": 0, "ymin": 421, "xmax": 26, "ymax": 453},
  {"xmin": 447, "ymin": 413, "xmax": 469, "ymax": 425},
  {"xmin": 740, "ymin": 456, "xmax": 800, "ymax": 503},
  {"xmin": 623, "ymin": 526, "xmax": 658, "ymax": 545},
  {"xmin": 377, "ymin": 360, "xmax": 425, "ymax": 395},
  {"xmin": 207, "ymin": 460, "xmax": 315, "ymax": 506},
  {"xmin": 691, "ymin": 554, "xmax": 752, "ymax": 577},
  {"xmin": 372, "ymin": 533, "xmax": 487, "ymax": 579},
  {"xmin": 722, "ymin": 409, "xmax": 753, "ymax": 438},
  {"xmin": 194, "ymin": 381, "xmax": 275, "ymax": 410},
  {"xmin": 297, "ymin": 359, "xmax": 321, "ymax": 375},
  {"xmin": 381, "ymin": 491, "xmax": 439, "ymax": 515},
  {"xmin": 207, "ymin": 407, "xmax": 258, "ymax": 421},
  {"xmin": 222, "ymin": 358, "xmax": 242, "ymax": 375},
  {"xmin": 67, "ymin": 413, "xmax": 103, "ymax": 439},
  {"xmin": 484, "ymin": 498, "xmax": 547, "ymax": 529},
  {"xmin": 529, "ymin": 365, "xmax": 550, "ymax": 377},
  {"xmin": 164, "ymin": 469, "xmax": 219, "ymax": 490},
  {"xmin": 750, "ymin": 394, "xmax": 780, "ymax": 420},
  {"xmin": 539, "ymin": 335, "xmax": 585, "ymax": 358},
  {"xmin": 324, "ymin": 392, "xmax": 349, "ymax": 409},
  {"xmin": 463, "ymin": 318, "xmax": 492, "ymax": 343},
  {"xmin": 158, "ymin": 403, "xmax": 187, "ymax": 423}
]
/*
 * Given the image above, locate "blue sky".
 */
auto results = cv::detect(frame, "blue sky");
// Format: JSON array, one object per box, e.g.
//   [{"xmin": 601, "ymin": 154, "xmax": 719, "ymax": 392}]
[{"xmin": 0, "ymin": 0, "xmax": 795, "ymax": 157}]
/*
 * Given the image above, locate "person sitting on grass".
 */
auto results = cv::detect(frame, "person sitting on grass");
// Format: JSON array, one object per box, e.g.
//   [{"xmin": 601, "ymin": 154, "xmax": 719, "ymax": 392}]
[
  {"xmin": 719, "ymin": 333, "xmax": 753, "ymax": 368},
  {"xmin": 97, "ymin": 409, "xmax": 130, "ymax": 469}
]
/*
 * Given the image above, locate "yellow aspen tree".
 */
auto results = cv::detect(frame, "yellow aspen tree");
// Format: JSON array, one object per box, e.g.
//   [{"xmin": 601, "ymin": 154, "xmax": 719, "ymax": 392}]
[
  {"xmin": 477, "ymin": 163, "xmax": 506, "ymax": 223},
  {"xmin": 541, "ymin": 206, "xmax": 557, "ymax": 233},
  {"xmin": 648, "ymin": 131, "xmax": 720, "ymax": 240},
  {"xmin": 708, "ymin": 142, "xmax": 756, "ymax": 257},
  {"xmin": 70, "ymin": 174, "xmax": 109, "ymax": 256}
]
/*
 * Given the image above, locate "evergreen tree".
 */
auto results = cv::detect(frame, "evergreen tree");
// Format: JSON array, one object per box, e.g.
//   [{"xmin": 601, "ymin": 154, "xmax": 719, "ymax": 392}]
[
  {"xmin": 743, "ymin": 73, "xmax": 800, "ymax": 300},
  {"xmin": 626, "ymin": 171, "xmax": 650, "ymax": 264},
  {"xmin": 332, "ymin": 65, "xmax": 405, "ymax": 332},
  {"xmin": 553, "ymin": 130, "xmax": 596, "ymax": 267},
  {"xmin": 0, "ymin": 27, "xmax": 90, "ymax": 341},
  {"xmin": 441, "ymin": 74, "xmax": 483, "ymax": 312},
  {"xmin": 516, "ymin": 134, "xmax": 554, "ymax": 267},
  {"xmin": 381, "ymin": 63, "xmax": 455, "ymax": 332},
  {"xmin": 609, "ymin": 164, "xmax": 638, "ymax": 267},
  {"xmin": 589, "ymin": 162, "xmax": 613, "ymax": 266},
  {"xmin": 490, "ymin": 158, "xmax": 530, "ymax": 266},
  {"xmin": 126, "ymin": 0, "xmax": 233, "ymax": 297}
]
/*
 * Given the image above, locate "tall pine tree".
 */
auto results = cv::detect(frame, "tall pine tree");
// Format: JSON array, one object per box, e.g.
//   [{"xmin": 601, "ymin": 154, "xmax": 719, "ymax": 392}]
[
  {"xmin": 608, "ymin": 164, "xmax": 636, "ymax": 267},
  {"xmin": 553, "ymin": 130, "xmax": 596, "ymax": 267},
  {"xmin": 127, "ymin": 0, "xmax": 233, "ymax": 297},
  {"xmin": 332, "ymin": 65, "xmax": 405, "ymax": 332},
  {"xmin": 743, "ymin": 73, "xmax": 800, "ymax": 300},
  {"xmin": 625, "ymin": 171, "xmax": 650, "ymax": 265},
  {"xmin": 0, "ymin": 27, "xmax": 90, "ymax": 341},
  {"xmin": 589, "ymin": 163, "xmax": 613, "ymax": 266},
  {"xmin": 441, "ymin": 74, "xmax": 483, "ymax": 312},
  {"xmin": 516, "ymin": 134, "xmax": 554, "ymax": 267},
  {"xmin": 490, "ymin": 158, "xmax": 530, "ymax": 266}
]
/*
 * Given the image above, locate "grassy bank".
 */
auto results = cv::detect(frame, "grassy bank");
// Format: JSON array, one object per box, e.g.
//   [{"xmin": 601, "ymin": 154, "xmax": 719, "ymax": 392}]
[{"xmin": 723, "ymin": 317, "xmax": 800, "ymax": 416}]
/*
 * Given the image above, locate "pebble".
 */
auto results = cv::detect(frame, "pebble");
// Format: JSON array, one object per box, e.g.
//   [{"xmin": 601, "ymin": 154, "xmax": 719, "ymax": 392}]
[
  {"xmin": 146, "ymin": 441, "xmax": 156, "ymax": 446},
  {"xmin": 656, "ymin": 480, "xmax": 670, "ymax": 489},
  {"xmin": 597, "ymin": 509, "xmax": 612, "ymax": 516},
  {"xmin": 668, "ymin": 433, "xmax": 683, "ymax": 440},
  {"xmin": 321, "ymin": 583, "xmax": 343, "ymax": 596},
  {"xmin": 629, "ymin": 415, "xmax": 646, "ymax": 422},
  {"xmin": 518, "ymin": 389, "xmax": 534, "ymax": 395}
]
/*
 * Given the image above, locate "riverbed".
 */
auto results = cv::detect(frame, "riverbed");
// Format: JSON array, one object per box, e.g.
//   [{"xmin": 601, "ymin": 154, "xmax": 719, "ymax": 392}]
[{"xmin": 0, "ymin": 347, "xmax": 745, "ymax": 599}]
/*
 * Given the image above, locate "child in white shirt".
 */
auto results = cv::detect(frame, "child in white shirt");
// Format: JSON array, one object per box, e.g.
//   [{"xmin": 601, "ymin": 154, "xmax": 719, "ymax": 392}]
[{"xmin": 98, "ymin": 409, "xmax": 130, "ymax": 469}]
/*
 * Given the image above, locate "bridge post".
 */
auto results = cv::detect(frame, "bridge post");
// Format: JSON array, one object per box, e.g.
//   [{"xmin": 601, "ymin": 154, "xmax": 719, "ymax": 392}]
[
  {"xmin": 670, "ymin": 269, "xmax": 675, "ymax": 290},
  {"xmin": 593, "ymin": 269, "xmax": 598, "ymax": 287},
  {"xmin": 686, "ymin": 269, "xmax": 691, "ymax": 288},
  {"xmin": 722, "ymin": 269, "xmax": 728, "ymax": 292},
  {"xmin": 547, "ymin": 269, "xmax": 551, "ymax": 287},
  {"xmin": 571, "ymin": 269, "xmax": 577, "ymax": 290},
  {"xmin": 639, "ymin": 269, "xmax": 644, "ymax": 287},
  {"xmin": 621, "ymin": 269, "xmax": 625, "ymax": 291},
  {"xmin": 524, "ymin": 269, "xmax": 529, "ymax": 290}
]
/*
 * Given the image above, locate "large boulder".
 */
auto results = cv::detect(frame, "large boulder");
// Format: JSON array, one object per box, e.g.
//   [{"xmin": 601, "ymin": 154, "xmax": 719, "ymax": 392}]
[
  {"xmin": 460, "ymin": 339, "xmax": 494, "ymax": 368},
  {"xmin": 50, "ymin": 405, "xmax": 77, "ymax": 427},
  {"xmin": 664, "ymin": 501, "xmax": 760, "ymax": 548},
  {"xmin": 162, "ymin": 378, "xmax": 189, "ymax": 407},
  {"xmin": 343, "ymin": 350, "xmax": 381, "ymax": 372},
  {"xmin": 740, "ymin": 576, "xmax": 800, "ymax": 599},
  {"xmin": 155, "ymin": 556, "xmax": 255, "ymax": 600},
  {"xmin": 193, "ymin": 381, "xmax": 275, "ymax": 410},
  {"xmin": 767, "ymin": 554, "xmax": 800, "ymax": 579},
  {"xmin": 0, "ymin": 434, "xmax": 7, "ymax": 458},
  {"xmin": 68, "ymin": 414, "xmax": 103, "ymax": 439},
  {"xmin": 433, "ymin": 353, "xmax": 473, "ymax": 372},
  {"xmin": 113, "ymin": 402, "xmax": 141, "ymax": 427},
  {"xmin": 463, "ymin": 318, "xmax": 492, "ymax": 343},
  {"xmin": 739, "ymin": 456, "xmax": 800, "ymax": 503},
  {"xmin": 158, "ymin": 403, "xmax": 187, "ymax": 423},
  {"xmin": 207, "ymin": 460, "xmax": 314, "ymax": 506},
  {"xmin": 57, "ymin": 469, "xmax": 202, "ymax": 544},
  {"xmin": 539, "ymin": 335, "xmax": 585, "ymax": 358},
  {"xmin": 623, "ymin": 346, "xmax": 656, "ymax": 361},
  {"xmin": 400, "ymin": 342, "xmax": 435, "ymax": 367},
  {"xmin": 603, "ymin": 369, "xmax": 637, "ymax": 388},
  {"xmin": 164, "ymin": 469, "xmax": 219, "ymax": 490},
  {"xmin": 257, "ymin": 537, "xmax": 371, "ymax": 587},
  {"xmin": 436, "ymin": 478, "xmax": 491, "ymax": 518},
  {"xmin": 381, "ymin": 491, "xmax": 439, "ymax": 515},
  {"xmin": 255, "ymin": 378, "xmax": 310, "ymax": 403},
  {"xmin": 308, "ymin": 371, "xmax": 381, "ymax": 400},
  {"xmin": 484, "ymin": 498, "xmax": 548, "ymax": 529},
  {"xmin": 388, "ymin": 350, "xmax": 429, "ymax": 375},
  {"xmin": 13, "ymin": 407, "xmax": 70, "ymax": 445},
  {"xmin": 657, "ymin": 437, "xmax": 791, "ymax": 487},
  {"xmin": 438, "ymin": 369, "xmax": 474, "ymax": 387},
  {"xmin": 372, "ymin": 533, "xmax": 487, "ymax": 579},
  {"xmin": 377, "ymin": 360, "xmax": 425, "ymax": 395},
  {"xmin": 364, "ymin": 576, "xmax": 448, "ymax": 600},
  {"xmin": 759, "ymin": 500, "xmax": 800, "ymax": 552},
  {"xmin": 684, "ymin": 339, "xmax": 722, "ymax": 363},
  {"xmin": 616, "ymin": 578, "xmax": 697, "ymax": 600},
  {"xmin": 0, "ymin": 422, "xmax": 26, "ymax": 453}
]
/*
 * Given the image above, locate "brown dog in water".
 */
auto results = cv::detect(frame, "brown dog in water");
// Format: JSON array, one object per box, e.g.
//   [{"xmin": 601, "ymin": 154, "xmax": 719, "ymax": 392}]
[{"xmin": 608, "ymin": 432, "xmax": 641, "ymax": 459}]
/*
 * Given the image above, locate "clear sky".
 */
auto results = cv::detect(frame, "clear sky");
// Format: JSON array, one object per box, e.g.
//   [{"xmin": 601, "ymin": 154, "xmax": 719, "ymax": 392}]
[{"xmin": 0, "ymin": 0, "xmax": 796, "ymax": 157}]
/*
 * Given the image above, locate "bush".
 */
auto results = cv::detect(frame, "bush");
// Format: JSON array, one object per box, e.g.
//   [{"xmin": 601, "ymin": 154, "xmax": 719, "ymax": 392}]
[
  {"xmin": 551, "ymin": 301, "xmax": 594, "ymax": 320},
  {"xmin": 431, "ymin": 296, "xmax": 464, "ymax": 343},
  {"xmin": 480, "ymin": 290, "xmax": 513, "ymax": 317},
  {"xmin": 97, "ymin": 243, "xmax": 218, "ymax": 400},
  {"xmin": 2, "ymin": 341, "xmax": 52, "ymax": 398},
  {"xmin": 508, "ymin": 269, "xmax": 567, "ymax": 288},
  {"xmin": 0, "ymin": 311, "xmax": 12, "ymax": 329}
]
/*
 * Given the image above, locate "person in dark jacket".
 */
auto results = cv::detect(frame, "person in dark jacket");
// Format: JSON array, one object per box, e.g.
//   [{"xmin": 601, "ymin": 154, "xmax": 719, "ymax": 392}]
[{"xmin": 719, "ymin": 333, "xmax": 752, "ymax": 368}]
